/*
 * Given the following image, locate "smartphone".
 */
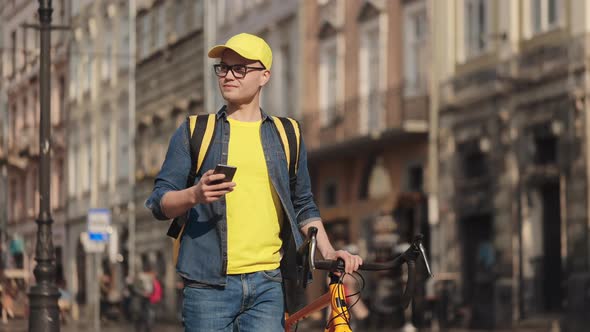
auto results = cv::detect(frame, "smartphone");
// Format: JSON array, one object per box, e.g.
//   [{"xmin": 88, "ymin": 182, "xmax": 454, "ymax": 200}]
[{"xmin": 211, "ymin": 164, "xmax": 237, "ymax": 185}]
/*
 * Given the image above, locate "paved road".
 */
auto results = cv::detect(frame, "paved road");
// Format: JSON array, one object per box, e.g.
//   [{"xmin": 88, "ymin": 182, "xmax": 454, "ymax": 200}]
[{"xmin": 1, "ymin": 318, "xmax": 556, "ymax": 332}]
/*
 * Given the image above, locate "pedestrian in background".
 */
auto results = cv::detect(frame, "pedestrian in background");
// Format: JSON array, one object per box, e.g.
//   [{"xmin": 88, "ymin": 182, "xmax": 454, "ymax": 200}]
[
  {"xmin": 129, "ymin": 269, "xmax": 156, "ymax": 332},
  {"xmin": 145, "ymin": 32, "xmax": 363, "ymax": 331}
]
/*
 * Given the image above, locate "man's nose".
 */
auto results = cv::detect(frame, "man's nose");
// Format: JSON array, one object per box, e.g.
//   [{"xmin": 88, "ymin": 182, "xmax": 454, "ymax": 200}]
[{"xmin": 224, "ymin": 68, "xmax": 237, "ymax": 80}]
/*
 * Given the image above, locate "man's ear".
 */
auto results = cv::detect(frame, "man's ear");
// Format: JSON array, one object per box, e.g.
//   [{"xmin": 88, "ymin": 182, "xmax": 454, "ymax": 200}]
[{"xmin": 260, "ymin": 70, "xmax": 271, "ymax": 87}]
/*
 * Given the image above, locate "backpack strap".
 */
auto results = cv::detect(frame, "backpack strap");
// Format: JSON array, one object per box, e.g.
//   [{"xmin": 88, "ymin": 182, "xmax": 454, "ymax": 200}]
[
  {"xmin": 167, "ymin": 114, "xmax": 217, "ymax": 239},
  {"xmin": 187, "ymin": 114, "xmax": 217, "ymax": 188},
  {"xmin": 272, "ymin": 116, "xmax": 301, "ymax": 193},
  {"xmin": 171, "ymin": 114, "xmax": 217, "ymax": 266}
]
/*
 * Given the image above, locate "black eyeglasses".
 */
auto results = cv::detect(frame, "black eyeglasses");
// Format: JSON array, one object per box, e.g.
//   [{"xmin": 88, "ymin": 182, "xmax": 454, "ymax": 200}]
[{"xmin": 213, "ymin": 63, "xmax": 266, "ymax": 78}]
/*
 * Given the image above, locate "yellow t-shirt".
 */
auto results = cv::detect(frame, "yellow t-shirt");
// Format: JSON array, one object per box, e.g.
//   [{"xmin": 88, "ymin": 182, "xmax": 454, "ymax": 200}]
[{"xmin": 226, "ymin": 117, "xmax": 284, "ymax": 274}]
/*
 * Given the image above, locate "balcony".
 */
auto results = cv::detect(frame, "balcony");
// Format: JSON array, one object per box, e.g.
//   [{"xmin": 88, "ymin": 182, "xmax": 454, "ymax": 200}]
[
  {"xmin": 303, "ymin": 87, "xmax": 429, "ymax": 159},
  {"xmin": 442, "ymin": 34, "xmax": 590, "ymax": 111}
]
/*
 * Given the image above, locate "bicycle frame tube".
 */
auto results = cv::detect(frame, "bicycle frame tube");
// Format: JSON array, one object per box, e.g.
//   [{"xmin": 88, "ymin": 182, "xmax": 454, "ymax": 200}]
[
  {"xmin": 285, "ymin": 292, "xmax": 331, "ymax": 331},
  {"xmin": 284, "ymin": 275, "xmax": 352, "ymax": 332},
  {"xmin": 325, "ymin": 281, "xmax": 351, "ymax": 332}
]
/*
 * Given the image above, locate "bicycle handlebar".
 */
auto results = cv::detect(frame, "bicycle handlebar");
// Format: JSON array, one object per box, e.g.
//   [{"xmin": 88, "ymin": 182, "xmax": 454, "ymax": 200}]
[{"xmin": 298, "ymin": 227, "xmax": 432, "ymax": 309}]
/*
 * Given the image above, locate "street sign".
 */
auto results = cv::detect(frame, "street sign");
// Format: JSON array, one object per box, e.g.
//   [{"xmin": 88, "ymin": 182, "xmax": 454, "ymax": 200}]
[
  {"xmin": 87, "ymin": 208, "xmax": 111, "ymax": 242},
  {"xmin": 80, "ymin": 232, "xmax": 107, "ymax": 253}
]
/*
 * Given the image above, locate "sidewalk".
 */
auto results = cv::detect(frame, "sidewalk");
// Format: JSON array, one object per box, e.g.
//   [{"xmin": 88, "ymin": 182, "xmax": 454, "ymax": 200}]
[{"xmin": 0, "ymin": 318, "xmax": 183, "ymax": 332}]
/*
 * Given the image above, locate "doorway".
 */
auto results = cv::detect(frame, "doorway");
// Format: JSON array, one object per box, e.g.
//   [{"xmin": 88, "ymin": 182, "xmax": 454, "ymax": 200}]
[
  {"xmin": 539, "ymin": 181, "xmax": 562, "ymax": 312},
  {"xmin": 460, "ymin": 214, "xmax": 494, "ymax": 329}
]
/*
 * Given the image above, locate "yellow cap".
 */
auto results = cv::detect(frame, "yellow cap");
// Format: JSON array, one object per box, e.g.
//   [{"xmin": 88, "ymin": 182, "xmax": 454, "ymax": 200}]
[{"xmin": 208, "ymin": 33, "xmax": 273, "ymax": 70}]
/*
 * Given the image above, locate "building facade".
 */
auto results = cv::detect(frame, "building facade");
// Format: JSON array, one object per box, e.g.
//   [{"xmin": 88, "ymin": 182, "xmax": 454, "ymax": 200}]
[
  {"xmin": 0, "ymin": 0, "xmax": 69, "ymax": 282},
  {"xmin": 432, "ymin": 0, "xmax": 590, "ymax": 329},
  {"xmin": 66, "ymin": 0, "xmax": 135, "ymax": 317},
  {"xmin": 133, "ymin": 0, "xmax": 205, "ymax": 318},
  {"xmin": 300, "ymin": 0, "xmax": 430, "ymax": 326}
]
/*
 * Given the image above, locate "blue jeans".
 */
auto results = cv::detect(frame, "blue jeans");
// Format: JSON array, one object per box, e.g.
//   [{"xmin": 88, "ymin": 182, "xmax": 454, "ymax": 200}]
[{"xmin": 182, "ymin": 268, "xmax": 285, "ymax": 331}]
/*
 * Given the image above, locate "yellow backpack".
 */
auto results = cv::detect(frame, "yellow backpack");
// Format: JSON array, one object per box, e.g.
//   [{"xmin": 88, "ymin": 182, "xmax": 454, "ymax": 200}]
[{"xmin": 166, "ymin": 113, "xmax": 301, "ymax": 266}]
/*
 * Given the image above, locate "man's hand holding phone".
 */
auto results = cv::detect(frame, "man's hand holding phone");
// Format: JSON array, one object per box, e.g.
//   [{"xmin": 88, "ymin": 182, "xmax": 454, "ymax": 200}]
[{"xmin": 191, "ymin": 165, "xmax": 237, "ymax": 204}]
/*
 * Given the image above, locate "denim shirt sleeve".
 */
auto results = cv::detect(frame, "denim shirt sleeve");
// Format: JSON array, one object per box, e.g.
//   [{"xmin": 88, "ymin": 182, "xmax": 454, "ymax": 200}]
[
  {"xmin": 292, "ymin": 136, "xmax": 322, "ymax": 227},
  {"xmin": 145, "ymin": 121, "xmax": 191, "ymax": 221}
]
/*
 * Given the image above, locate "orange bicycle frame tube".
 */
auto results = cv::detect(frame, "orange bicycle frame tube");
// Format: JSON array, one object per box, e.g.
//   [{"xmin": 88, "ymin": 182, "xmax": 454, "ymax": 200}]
[
  {"xmin": 325, "ymin": 281, "xmax": 352, "ymax": 332},
  {"xmin": 284, "ymin": 275, "xmax": 353, "ymax": 332}
]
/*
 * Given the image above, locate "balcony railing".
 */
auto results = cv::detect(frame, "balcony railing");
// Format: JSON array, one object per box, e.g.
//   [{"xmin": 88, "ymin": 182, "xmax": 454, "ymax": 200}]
[
  {"xmin": 303, "ymin": 86, "xmax": 429, "ymax": 150},
  {"xmin": 442, "ymin": 33, "xmax": 590, "ymax": 108}
]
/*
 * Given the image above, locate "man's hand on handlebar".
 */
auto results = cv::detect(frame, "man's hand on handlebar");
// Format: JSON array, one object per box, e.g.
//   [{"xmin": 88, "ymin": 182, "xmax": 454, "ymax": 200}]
[{"xmin": 322, "ymin": 250, "xmax": 363, "ymax": 275}]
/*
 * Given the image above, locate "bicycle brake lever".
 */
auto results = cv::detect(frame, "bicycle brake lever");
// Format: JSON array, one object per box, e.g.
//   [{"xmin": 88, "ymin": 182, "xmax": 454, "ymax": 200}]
[
  {"xmin": 419, "ymin": 242, "xmax": 433, "ymax": 278},
  {"xmin": 309, "ymin": 233, "xmax": 317, "ymax": 271}
]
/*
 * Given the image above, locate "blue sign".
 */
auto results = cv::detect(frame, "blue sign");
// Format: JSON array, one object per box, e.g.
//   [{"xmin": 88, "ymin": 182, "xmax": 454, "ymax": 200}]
[{"xmin": 87, "ymin": 208, "xmax": 111, "ymax": 243}]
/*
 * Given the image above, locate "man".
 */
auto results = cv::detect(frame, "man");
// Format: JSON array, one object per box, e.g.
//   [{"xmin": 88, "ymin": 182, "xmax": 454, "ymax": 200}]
[{"xmin": 146, "ymin": 33, "xmax": 362, "ymax": 331}]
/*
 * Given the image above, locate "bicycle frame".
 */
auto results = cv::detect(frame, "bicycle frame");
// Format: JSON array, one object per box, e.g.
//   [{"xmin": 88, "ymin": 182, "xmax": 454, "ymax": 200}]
[
  {"xmin": 285, "ymin": 274, "xmax": 351, "ymax": 332},
  {"xmin": 284, "ymin": 227, "xmax": 432, "ymax": 332}
]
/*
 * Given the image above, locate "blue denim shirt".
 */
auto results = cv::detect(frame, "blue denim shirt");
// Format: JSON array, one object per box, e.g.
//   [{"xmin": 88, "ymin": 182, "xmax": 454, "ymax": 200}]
[{"xmin": 145, "ymin": 107, "xmax": 321, "ymax": 286}]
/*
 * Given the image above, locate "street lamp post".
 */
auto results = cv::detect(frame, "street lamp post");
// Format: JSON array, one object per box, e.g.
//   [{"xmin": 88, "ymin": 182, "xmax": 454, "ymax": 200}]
[{"xmin": 28, "ymin": 1, "xmax": 60, "ymax": 331}]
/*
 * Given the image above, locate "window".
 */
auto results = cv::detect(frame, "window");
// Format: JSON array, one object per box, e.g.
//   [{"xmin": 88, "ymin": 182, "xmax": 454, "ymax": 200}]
[
  {"xmin": 406, "ymin": 164, "xmax": 423, "ymax": 192},
  {"xmin": 100, "ymin": 117, "xmax": 111, "ymax": 185},
  {"xmin": 11, "ymin": 30, "xmax": 16, "ymax": 76},
  {"xmin": 102, "ymin": 23, "xmax": 113, "ymax": 81},
  {"xmin": 77, "ymin": 55, "xmax": 85, "ymax": 99},
  {"xmin": 11, "ymin": 178, "xmax": 22, "ymax": 221},
  {"xmin": 88, "ymin": 139, "xmax": 93, "ymax": 192},
  {"xmin": 193, "ymin": 0, "xmax": 203, "ymax": 30},
  {"xmin": 319, "ymin": 37, "xmax": 338, "ymax": 127},
  {"xmin": 59, "ymin": 0, "xmax": 66, "ymax": 23},
  {"xmin": 119, "ymin": 10, "xmax": 129, "ymax": 69},
  {"xmin": 323, "ymin": 181, "xmax": 338, "ymax": 207},
  {"xmin": 359, "ymin": 18, "xmax": 381, "ymax": 134},
  {"xmin": 176, "ymin": 0, "xmax": 187, "ymax": 37},
  {"xmin": 81, "ymin": 52, "xmax": 90, "ymax": 93},
  {"xmin": 9, "ymin": 105, "xmax": 17, "ymax": 148},
  {"xmin": 530, "ymin": 0, "xmax": 561, "ymax": 36},
  {"xmin": 216, "ymin": 0, "xmax": 226, "ymax": 27},
  {"xmin": 9, "ymin": 179, "xmax": 18, "ymax": 221},
  {"xmin": 118, "ymin": 109, "xmax": 130, "ymax": 180},
  {"xmin": 72, "ymin": 0, "xmax": 80, "ymax": 16},
  {"xmin": 403, "ymin": 2, "xmax": 427, "ymax": 97},
  {"xmin": 140, "ymin": 13, "xmax": 151, "ymax": 58},
  {"xmin": 58, "ymin": 76, "xmax": 65, "ymax": 123},
  {"xmin": 80, "ymin": 133, "xmax": 92, "ymax": 193},
  {"xmin": 22, "ymin": 96, "xmax": 30, "ymax": 129},
  {"xmin": 80, "ymin": 145, "xmax": 88, "ymax": 193},
  {"xmin": 68, "ymin": 145, "xmax": 78, "ymax": 197},
  {"xmin": 87, "ymin": 56, "xmax": 94, "ymax": 93},
  {"xmin": 464, "ymin": 0, "xmax": 489, "ymax": 59},
  {"xmin": 21, "ymin": 27, "xmax": 27, "ymax": 69},
  {"xmin": 25, "ymin": 24, "xmax": 35, "ymax": 65},
  {"xmin": 156, "ymin": 5, "xmax": 166, "ymax": 49}
]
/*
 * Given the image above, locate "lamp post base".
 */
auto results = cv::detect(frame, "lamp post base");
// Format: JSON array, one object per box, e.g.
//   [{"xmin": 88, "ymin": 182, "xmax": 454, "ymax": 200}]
[{"xmin": 28, "ymin": 284, "xmax": 60, "ymax": 332}]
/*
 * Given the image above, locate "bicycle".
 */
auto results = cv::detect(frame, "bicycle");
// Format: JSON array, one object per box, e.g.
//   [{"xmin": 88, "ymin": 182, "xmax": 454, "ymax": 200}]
[{"xmin": 285, "ymin": 227, "xmax": 432, "ymax": 332}]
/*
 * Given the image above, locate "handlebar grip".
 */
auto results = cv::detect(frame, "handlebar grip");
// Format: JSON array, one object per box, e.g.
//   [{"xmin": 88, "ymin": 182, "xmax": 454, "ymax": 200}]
[{"xmin": 314, "ymin": 259, "xmax": 345, "ymax": 271}]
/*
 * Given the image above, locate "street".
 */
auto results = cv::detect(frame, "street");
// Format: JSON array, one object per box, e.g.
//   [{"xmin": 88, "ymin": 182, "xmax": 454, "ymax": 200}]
[{"xmin": 0, "ymin": 318, "xmax": 556, "ymax": 332}]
